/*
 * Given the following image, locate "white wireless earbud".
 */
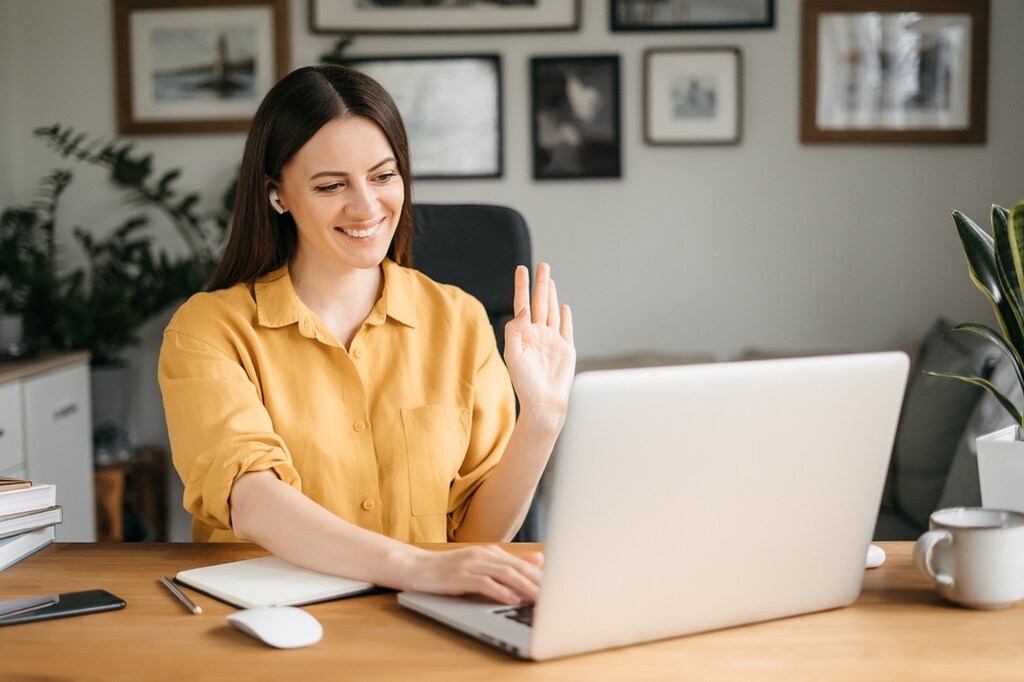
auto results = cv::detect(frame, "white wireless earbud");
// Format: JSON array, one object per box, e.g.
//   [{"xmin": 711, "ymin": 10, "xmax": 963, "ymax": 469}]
[{"xmin": 268, "ymin": 187, "xmax": 286, "ymax": 215}]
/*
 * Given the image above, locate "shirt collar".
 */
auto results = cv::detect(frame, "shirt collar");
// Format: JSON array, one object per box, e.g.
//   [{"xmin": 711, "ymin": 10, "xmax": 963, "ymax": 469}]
[{"xmin": 253, "ymin": 259, "xmax": 418, "ymax": 336}]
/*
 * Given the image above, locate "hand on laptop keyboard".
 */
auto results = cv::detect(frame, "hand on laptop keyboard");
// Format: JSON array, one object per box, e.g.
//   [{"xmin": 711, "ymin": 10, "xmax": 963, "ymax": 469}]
[{"xmin": 403, "ymin": 545, "xmax": 544, "ymax": 605}]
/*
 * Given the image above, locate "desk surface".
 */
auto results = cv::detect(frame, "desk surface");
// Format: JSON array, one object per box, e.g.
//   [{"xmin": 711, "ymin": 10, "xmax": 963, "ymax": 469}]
[{"xmin": 0, "ymin": 542, "xmax": 1021, "ymax": 681}]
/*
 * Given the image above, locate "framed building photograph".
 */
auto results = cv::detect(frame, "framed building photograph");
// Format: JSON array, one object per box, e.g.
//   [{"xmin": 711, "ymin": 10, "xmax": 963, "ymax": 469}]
[
  {"xmin": 348, "ymin": 55, "xmax": 502, "ymax": 179},
  {"xmin": 309, "ymin": 0, "xmax": 580, "ymax": 34},
  {"xmin": 531, "ymin": 55, "xmax": 621, "ymax": 180},
  {"xmin": 113, "ymin": 0, "xmax": 289, "ymax": 135},
  {"xmin": 644, "ymin": 47, "xmax": 742, "ymax": 145},
  {"xmin": 611, "ymin": 0, "xmax": 774, "ymax": 31},
  {"xmin": 801, "ymin": 0, "xmax": 989, "ymax": 143}
]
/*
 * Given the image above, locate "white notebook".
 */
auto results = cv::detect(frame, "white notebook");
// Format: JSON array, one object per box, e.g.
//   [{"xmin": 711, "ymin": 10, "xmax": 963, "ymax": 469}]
[{"xmin": 175, "ymin": 555, "xmax": 377, "ymax": 609}]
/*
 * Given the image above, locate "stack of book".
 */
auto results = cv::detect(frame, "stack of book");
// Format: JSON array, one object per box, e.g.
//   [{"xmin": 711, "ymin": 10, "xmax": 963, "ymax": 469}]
[{"xmin": 0, "ymin": 477, "xmax": 62, "ymax": 572}]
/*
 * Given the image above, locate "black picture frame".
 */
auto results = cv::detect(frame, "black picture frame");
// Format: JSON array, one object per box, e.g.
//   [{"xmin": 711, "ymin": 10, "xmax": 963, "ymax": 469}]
[
  {"xmin": 348, "ymin": 55, "xmax": 503, "ymax": 180},
  {"xmin": 531, "ymin": 55, "xmax": 621, "ymax": 180},
  {"xmin": 610, "ymin": 0, "xmax": 774, "ymax": 32},
  {"xmin": 310, "ymin": 0, "xmax": 580, "ymax": 34}
]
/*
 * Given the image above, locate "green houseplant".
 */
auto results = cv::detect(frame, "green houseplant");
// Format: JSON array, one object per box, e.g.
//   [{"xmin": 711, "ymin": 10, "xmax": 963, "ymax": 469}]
[
  {"xmin": 1, "ymin": 126, "xmax": 234, "ymax": 462},
  {"xmin": 934, "ymin": 199, "xmax": 1024, "ymax": 512},
  {"xmin": 934, "ymin": 200, "xmax": 1024, "ymax": 422},
  {"xmin": 1, "ymin": 125, "xmax": 233, "ymax": 365}
]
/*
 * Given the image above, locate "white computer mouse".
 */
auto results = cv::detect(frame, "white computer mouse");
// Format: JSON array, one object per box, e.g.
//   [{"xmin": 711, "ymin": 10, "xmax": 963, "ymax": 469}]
[
  {"xmin": 227, "ymin": 606, "xmax": 323, "ymax": 649},
  {"xmin": 865, "ymin": 543, "xmax": 886, "ymax": 569}
]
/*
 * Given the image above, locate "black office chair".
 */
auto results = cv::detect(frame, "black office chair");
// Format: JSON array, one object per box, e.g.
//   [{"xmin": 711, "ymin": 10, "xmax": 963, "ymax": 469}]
[{"xmin": 412, "ymin": 203, "xmax": 540, "ymax": 542}]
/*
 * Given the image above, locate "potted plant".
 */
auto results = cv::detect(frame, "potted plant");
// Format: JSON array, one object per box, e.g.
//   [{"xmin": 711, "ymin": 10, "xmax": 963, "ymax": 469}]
[
  {"xmin": 932, "ymin": 199, "xmax": 1024, "ymax": 512},
  {"xmin": 1, "ymin": 126, "xmax": 233, "ymax": 462},
  {"xmin": 0, "ymin": 170, "xmax": 70, "ymax": 359}
]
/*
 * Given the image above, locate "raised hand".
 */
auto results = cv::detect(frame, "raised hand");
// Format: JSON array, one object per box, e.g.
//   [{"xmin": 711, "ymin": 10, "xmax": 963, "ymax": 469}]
[{"xmin": 503, "ymin": 263, "xmax": 576, "ymax": 426}]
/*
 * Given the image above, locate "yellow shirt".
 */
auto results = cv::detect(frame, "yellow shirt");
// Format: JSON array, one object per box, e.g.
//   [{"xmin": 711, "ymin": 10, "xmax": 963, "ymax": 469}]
[{"xmin": 158, "ymin": 259, "xmax": 515, "ymax": 543}]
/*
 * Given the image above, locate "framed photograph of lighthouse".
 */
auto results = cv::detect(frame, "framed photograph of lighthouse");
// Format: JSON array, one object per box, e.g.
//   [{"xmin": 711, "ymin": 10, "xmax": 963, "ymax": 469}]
[{"xmin": 113, "ymin": 0, "xmax": 290, "ymax": 134}]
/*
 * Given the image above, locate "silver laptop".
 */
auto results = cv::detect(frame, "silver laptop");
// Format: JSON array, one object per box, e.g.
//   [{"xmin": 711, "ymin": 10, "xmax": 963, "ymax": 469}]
[{"xmin": 398, "ymin": 352, "xmax": 909, "ymax": 660}]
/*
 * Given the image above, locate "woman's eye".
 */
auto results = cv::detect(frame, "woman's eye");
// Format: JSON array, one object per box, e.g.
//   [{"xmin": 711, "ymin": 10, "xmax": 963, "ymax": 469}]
[
  {"xmin": 376, "ymin": 172, "xmax": 398, "ymax": 183},
  {"xmin": 315, "ymin": 183, "xmax": 343, "ymax": 193}
]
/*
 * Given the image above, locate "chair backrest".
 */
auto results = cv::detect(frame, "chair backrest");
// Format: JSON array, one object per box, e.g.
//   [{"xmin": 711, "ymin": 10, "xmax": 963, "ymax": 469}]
[
  {"xmin": 412, "ymin": 203, "xmax": 532, "ymax": 356},
  {"xmin": 412, "ymin": 203, "xmax": 540, "ymax": 541}
]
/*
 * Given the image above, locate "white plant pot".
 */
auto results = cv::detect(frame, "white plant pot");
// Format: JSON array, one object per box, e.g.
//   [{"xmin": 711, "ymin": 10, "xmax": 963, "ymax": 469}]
[{"xmin": 977, "ymin": 425, "xmax": 1024, "ymax": 513}]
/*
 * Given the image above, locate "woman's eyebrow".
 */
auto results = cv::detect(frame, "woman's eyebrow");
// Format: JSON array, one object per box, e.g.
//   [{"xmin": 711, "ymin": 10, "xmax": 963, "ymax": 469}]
[{"xmin": 309, "ymin": 157, "xmax": 397, "ymax": 181}]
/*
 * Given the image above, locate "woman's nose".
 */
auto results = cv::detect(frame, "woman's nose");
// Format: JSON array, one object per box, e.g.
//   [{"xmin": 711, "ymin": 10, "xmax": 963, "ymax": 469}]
[{"xmin": 345, "ymin": 182, "xmax": 378, "ymax": 217}]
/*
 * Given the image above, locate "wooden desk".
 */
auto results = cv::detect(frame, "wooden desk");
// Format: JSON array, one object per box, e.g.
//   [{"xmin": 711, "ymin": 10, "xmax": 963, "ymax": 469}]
[{"xmin": 0, "ymin": 542, "xmax": 1022, "ymax": 681}]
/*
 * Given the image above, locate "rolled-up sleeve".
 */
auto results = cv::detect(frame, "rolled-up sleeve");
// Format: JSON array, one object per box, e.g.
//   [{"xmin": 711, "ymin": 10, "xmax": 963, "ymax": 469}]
[{"xmin": 159, "ymin": 319, "xmax": 301, "ymax": 538}]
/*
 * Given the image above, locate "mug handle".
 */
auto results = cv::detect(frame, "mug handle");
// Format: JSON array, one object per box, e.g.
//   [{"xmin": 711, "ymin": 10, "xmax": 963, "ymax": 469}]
[{"xmin": 914, "ymin": 530, "xmax": 954, "ymax": 587}]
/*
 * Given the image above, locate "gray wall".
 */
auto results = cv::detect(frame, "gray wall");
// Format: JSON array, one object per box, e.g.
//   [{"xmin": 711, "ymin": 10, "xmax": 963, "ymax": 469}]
[{"xmin": 2, "ymin": 1, "xmax": 1022, "ymax": 539}]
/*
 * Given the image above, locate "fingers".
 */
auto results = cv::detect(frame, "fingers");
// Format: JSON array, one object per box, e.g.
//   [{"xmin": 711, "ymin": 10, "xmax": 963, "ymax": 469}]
[
  {"xmin": 547, "ymin": 279, "xmax": 560, "ymax": 327},
  {"xmin": 512, "ymin": 264, "xmax": 529, "ymax": 319},
  {"xmin": 560, "ymin": 303, "xmax": 573, "ymax": 343},
  {"xmin": 421, "ymin": 546, "xmax": 543, "ymax": 605},
  {"xmin": 531, "ymin": 262, "xmax": 550, "ymax": 324}
]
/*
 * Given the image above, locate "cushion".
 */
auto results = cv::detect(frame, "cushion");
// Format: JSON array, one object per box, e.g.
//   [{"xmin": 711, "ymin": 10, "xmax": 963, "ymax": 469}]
[
  {"xmin": 888, "ymin": 319, "xmax": 995, "ymax": 531},
  {"xmin": 936, "ymin": 349, "xmax": 1023, "ymax": 510}
]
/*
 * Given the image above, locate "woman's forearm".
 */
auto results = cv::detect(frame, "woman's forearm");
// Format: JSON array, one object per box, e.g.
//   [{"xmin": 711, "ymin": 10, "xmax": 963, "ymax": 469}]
[
  {"xmin": 230, "ymin": 470, "xmax": 545, "ymax": 604},
  {"xmin": 454, "ymin": 407, "xmax": 565, "ymax": 542},
  {"xmin": 230, "ymin": 470, "xmax": 419, "ymax": 590}
]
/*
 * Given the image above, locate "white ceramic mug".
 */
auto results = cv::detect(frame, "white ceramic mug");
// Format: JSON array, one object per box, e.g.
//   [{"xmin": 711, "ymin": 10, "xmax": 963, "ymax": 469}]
[{"xmin": 914, "ymin": 507, "xmax": 1024, "ymax": 609}]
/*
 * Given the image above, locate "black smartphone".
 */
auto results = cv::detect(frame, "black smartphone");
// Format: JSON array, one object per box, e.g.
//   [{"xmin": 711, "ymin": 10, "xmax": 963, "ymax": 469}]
[{"xmin": 0, "ymin": 589, "xmax": 125, "ymax": 626}]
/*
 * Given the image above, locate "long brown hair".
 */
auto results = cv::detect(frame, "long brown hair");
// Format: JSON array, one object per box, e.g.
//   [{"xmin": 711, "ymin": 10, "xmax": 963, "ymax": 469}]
[{"xmin": 208, "ymin": 65, "xmax": 414, "ymax": 291}]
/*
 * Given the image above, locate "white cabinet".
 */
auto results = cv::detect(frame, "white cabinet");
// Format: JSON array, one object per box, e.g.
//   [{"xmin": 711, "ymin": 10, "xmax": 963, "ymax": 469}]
[{"xmin": 0, "ymin": 353, "xmax": 96, "ymax": 541}]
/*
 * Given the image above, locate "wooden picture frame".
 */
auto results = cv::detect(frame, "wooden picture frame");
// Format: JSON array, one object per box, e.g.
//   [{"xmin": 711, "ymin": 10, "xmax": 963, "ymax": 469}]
[
  {"xmin": 531, "ymin": 55, "xmax": 622, "ymax": 180},
  {"xmin": 113, "ymin": 0, "xmax": 289, "ymax": 135},
  {"xmin": 309, "ymin": 0, "xmax": 580, "ymax": 34},
  {"xmin": 348, "ymin": 55, "xmax": 503, "ymax": 180},
  {"xmin": 801, "ymin": 0, "xmax": 989, "ymax": 144},
  {"xmin": 611, "ymin": 0, "xmax": 774, "ymax": 31},
  {"xmin": 644, "ymin": 47, "xmax": 742, "ymax": 145}
]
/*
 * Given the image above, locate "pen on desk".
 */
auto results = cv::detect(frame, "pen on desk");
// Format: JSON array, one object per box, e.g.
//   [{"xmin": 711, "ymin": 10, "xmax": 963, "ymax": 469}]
[{"xmin": 160, "ymin": 576, "xmax": 203, "ymax": 615}]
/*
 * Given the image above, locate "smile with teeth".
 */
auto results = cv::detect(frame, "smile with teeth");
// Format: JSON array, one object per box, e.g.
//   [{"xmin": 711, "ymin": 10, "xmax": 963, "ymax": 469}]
[{"xmin": 338, "ymin": 220, "xmax": 383, "ymax": 239}]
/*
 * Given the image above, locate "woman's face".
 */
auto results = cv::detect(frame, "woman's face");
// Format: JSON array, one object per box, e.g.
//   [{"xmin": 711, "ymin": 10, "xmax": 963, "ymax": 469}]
[{"xmin": 275, "ymin": 115, "xmax": 404, "ymax": 275}]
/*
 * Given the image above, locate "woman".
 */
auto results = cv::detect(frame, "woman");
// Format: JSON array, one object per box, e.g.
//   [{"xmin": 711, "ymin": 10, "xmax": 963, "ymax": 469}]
[{"xmin": 158, "ymin": 65, "xmax": 575, "ymax": 605}]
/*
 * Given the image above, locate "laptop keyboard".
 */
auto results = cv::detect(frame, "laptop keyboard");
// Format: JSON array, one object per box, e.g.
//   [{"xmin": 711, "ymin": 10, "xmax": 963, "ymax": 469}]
[{"xmin": 494, "ymin": 604, "xmax": 534, "ymax": 627}]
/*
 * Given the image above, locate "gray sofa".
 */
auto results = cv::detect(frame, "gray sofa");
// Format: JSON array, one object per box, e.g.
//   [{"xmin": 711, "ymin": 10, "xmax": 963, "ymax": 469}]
[{"xmin": 874, "ymin": 318, "xmax": 1020, "ymax": 540}]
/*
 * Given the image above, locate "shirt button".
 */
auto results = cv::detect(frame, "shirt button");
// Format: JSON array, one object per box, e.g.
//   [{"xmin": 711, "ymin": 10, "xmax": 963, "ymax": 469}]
[
  {"xmin": 361, "ymin": 499, "xmax": 375, "ymax": 511},
  {"xmin": 352, "ymin": 348, "xmax": 362, "ymax": 359},
  {"xmin": 353, "ymin": 420, "xmax": 367, "ymax": 432}
]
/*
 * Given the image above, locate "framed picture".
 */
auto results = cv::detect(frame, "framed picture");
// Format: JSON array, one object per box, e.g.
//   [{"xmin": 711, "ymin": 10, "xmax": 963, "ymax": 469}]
[
  {"xmin": 611, "ymin": 0, "xmax": 774, "ymax": 31},
  {"xmin": 309, "ymin": 0, "xmax": 580, "ymax": 34},
  {"xmin": 801, "ymin": 0, "xmax": 989, "ymax": 144},
  {"xmin": 349, "ymin": 55, "xmax": 502, "ymax": 180},
  {"xmin": 644, "ymin": 47, "xmax": 742, "ymax": 145},
  {"xmin": 113, "ymin": 0, "xmax": 289, "ymax": 135},
  {"xmin": 531, "ymin": 56, "xmax": 621, "ymax": 180}
]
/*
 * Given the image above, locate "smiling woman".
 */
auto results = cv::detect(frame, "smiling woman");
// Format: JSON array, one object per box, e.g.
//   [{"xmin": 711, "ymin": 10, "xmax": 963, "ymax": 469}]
[
  {"xmin": 157, "ymin": 65, "xmax": 576, "ymax": 606},
  {"xmin": 275, "ymin": 116, "xmax": 405, "ymax": 344}
]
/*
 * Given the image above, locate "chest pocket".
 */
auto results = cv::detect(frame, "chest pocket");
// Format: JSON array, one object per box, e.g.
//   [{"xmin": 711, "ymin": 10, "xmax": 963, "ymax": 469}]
[{"xmin": 402, "ymin": 405, "xmax": 471, "ymax": 516}]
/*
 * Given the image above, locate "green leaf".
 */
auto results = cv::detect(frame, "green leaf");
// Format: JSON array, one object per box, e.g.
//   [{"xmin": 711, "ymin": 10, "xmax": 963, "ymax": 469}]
[
  {"xmin": 991, "ymin": 204, "xmax": 1024, "ymax": 353},
  {"xmin": 952, "ymin": 209, "xmax": 1024, "ymax": 352},
  {"xmin": 925, "ymin": 370, "xmax": 1023, "ymax": 426},
  {"xmin": 948, "ymin": 322, "xmax": 1024, "ymax": 394}
]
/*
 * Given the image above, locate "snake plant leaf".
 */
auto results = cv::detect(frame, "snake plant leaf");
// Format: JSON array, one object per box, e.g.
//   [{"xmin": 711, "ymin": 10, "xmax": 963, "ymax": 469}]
[
  {"xmin": 924, "ymin": 370, "xmax": 1024, "ymax": 426},
  {"xmin": 991, "ymin": 205, "xmax": 1024, "ymax": 352},
  {"xmin": 948, "ymin": 322, "xmax": 1024, "ymax": 395},
  {"xmin": 952, "ymin": 209, "xmax": 1024, "ymax": 351}
]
